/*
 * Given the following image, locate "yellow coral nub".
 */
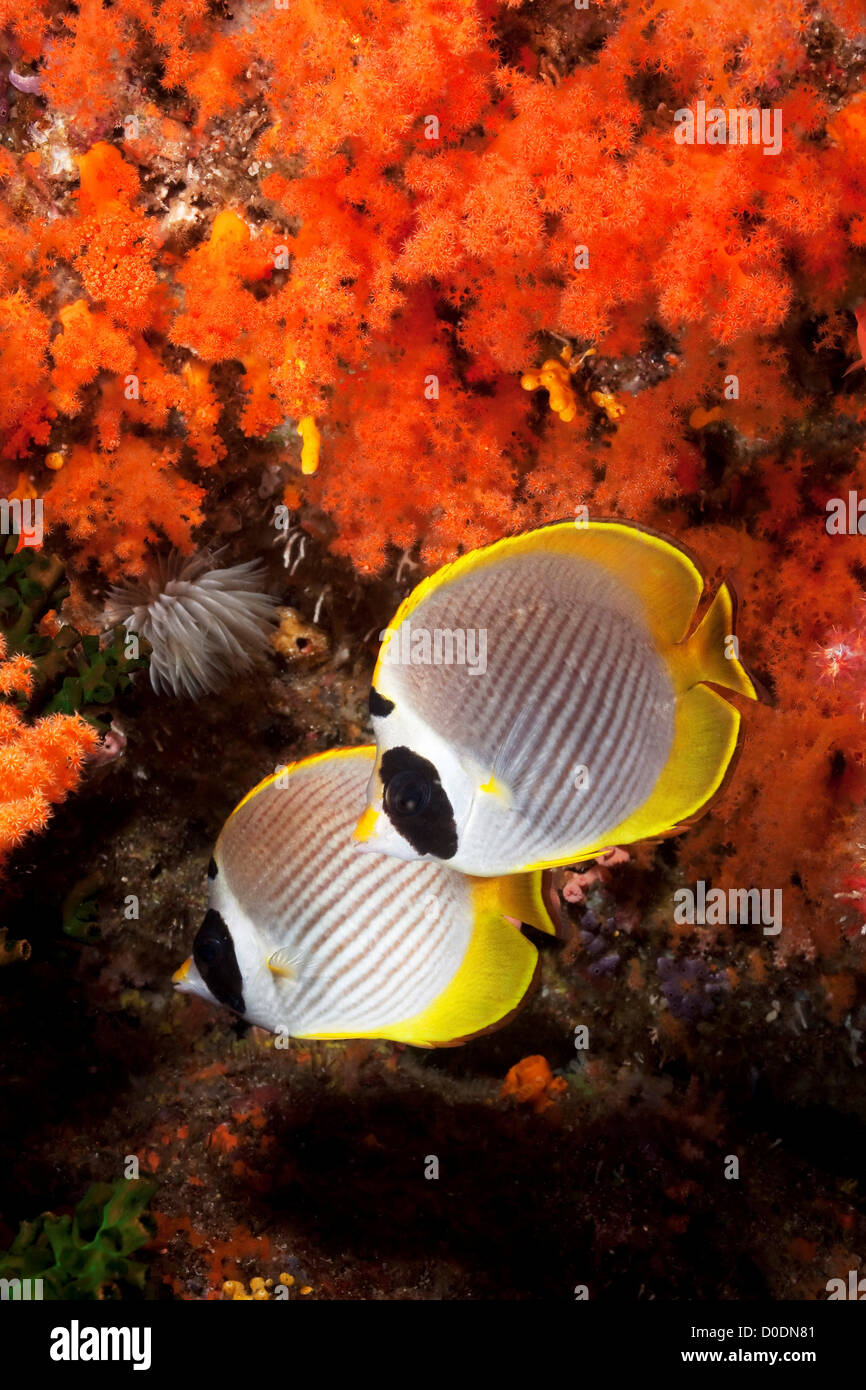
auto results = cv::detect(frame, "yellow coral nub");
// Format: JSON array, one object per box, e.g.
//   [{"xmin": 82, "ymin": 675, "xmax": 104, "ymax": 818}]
[
  {"xmin": 209, "ymin": 209, "xmax": 250, "ymax": 250},
  {"xmin": 221, "ymin": 1271, "xmax": 301, "ymax": 1299},
  {"xmin": 590, "ymin": 390, "xmax": 626, "ymax": 422},
  {"xmin": 520, "ymin": 358, "xmax": 578, "ymax": 423},
  {"xmin": 298, "ymin": 415, "xmax": 321, "ymax": 475}
]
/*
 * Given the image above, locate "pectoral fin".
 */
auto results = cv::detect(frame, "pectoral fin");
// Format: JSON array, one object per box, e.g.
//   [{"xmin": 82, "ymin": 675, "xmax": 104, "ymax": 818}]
[{"xmin": 268, "ymin": 947, "xmax": 299, "ymax": 979}]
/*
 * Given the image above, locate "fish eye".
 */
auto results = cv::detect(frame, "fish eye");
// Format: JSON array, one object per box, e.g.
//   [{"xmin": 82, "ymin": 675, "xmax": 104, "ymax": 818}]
[
  {"xmin": 195, "ymin": 934, "xmax": 222, "ymax": 965},
  {"xmin": 379, "ymin": 747, "xmax": 458, "ymax": 858},
  {"xmin": 384, "ymin": 768, "xmax": 432, "ymax": 818}
]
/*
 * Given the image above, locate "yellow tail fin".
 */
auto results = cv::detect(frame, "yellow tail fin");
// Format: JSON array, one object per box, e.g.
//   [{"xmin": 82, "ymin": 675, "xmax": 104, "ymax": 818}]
[{"xmin": 674, "ymin": 582, "xmax": 757, "ymax": 699}]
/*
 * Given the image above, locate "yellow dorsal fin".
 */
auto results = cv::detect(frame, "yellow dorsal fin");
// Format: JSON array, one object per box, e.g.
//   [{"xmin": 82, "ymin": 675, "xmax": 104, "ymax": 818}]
[
  {"xmin": 471, "ymin": 871, "xmax": 558, "ymax": 935},
  {"xmin": 670, "ymin": 581, "xmax": 758, "ymax": 699},
  {"xmin": 375, "ymin": 523, "xmax": 705, "ymax": 684},
  {"xmin": 302, "ymin": 909, "xmax": 540, "ymax": 1047},
  {"xmin": 226, "ymin": 745, "xmax": 376, "ymax": 822}
]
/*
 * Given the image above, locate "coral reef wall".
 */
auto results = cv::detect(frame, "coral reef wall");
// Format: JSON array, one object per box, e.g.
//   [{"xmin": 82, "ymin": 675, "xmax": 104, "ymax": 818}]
[
  {"xmin": 2, "ymin": 6, "xmax": 866, "ymax": 964},
  {"xmin": 2, "ymin": 0, "xmax": 866, "ymax": 1307}
]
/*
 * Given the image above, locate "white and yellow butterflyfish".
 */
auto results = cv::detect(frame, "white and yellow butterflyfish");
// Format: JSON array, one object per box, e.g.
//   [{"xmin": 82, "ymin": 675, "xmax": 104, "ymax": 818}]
[
  {"xmin": 355, "ymin": 520, "xmax": 758, "ymax": 877},
  {"xmin": 174, "ymin": 746, "xmax": 559, "ymax": 1046}
]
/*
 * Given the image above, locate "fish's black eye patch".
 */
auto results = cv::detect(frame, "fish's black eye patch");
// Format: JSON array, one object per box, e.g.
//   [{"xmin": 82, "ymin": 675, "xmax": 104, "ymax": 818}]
[
  {"xmin": 369, "ymin": 687, "xmax": 395, "ymax": 718},
  {"xmin": 193, "ymin": 908, "xmax": 245, "ymax": 1014},
  {"xmin": 380, "ymin": 747, "xmax": 457, "ymax": 859},
  {"xmin": 207, "ymin": 856, "xmax": 218, "ymax": 880}
]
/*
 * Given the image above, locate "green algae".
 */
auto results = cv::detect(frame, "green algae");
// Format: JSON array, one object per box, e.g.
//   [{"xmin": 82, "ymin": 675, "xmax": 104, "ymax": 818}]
[{"xmin": 0, "ymin": 1179, "xmax": 155, "ymax": 1300}]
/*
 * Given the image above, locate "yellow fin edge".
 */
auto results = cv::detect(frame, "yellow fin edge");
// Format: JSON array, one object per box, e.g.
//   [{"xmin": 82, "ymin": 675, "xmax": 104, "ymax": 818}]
[
  {"xmin": 674, "ymin": 580, "xmax": 758, "ymax": 700},
  {"xmin": 226, "ymin": 745, "xmax": 376, "ymax": 822},
  {"xmin": 301, "ymin": 909, "xmax": 539, "ymax": 1047},
  {"xmin": 374, "ymin": 521, "xmax": 706, "ymax": 689},
  {"xmin": 517, "ymin": 683, "xmax": 743, "ymax": 871}
]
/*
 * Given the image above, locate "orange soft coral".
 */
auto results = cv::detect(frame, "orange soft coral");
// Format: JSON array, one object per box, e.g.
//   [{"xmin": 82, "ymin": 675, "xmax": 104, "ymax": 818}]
[
  {"xmin": 0, "ymin": 292, "xmax": 53, "ymax": 458},
  {"xmin": 46, "ymin": 439, "xmax": 205, "ymax": 575},
  {"xmin": 0, "ymin": 0, "xmax": 859, "ymax": 580},
  {"xmin": 0, "ymin": 635, "xmax": 99, "ymax": 872},
  {"xmin": 169, "ymin": 211, "xmax": 274, "ymax": 363},
  {"xmin": 50, "ymin": 300, "xmax": 135, "ymax": 417},
  {"xmin": 41, "ymin": 0, "xmax": 136, "ymax": 134},
  {"xmin": 3, "ymin": 0, "xmax": 866, "ymax": 969}
]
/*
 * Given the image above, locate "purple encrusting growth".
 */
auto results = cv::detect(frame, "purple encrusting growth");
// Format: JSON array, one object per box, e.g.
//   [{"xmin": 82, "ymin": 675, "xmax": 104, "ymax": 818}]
[
  {"xmin": 657, "ymin": 955, "xmax": 729, "ymax": 1023},
  {"xmin": 577, "ymin": 910, "xmax": 623, "ymax": 979},
  {"xmin": 8, "ymin": 69, "xmax": 42, "ymax": 95}
]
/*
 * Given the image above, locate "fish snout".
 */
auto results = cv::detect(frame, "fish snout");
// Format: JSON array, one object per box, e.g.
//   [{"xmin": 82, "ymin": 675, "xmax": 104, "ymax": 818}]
[
  {"xmin": 352, "ymin": 804, "xmax": 424, "ymax": 861},
  {"xmin": 172, "ymin": 956, "xmax": 192, "ymax": 985}
]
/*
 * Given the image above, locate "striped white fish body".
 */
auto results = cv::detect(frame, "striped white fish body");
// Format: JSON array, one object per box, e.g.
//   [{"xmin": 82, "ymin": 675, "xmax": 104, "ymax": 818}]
[
  {"xmin": 174, "ymin": 747, "xmax": 555, "ymax": 1045},
  {"xmin": 356, "ymin": 522, "xmax": 757, "ymax": 877}
]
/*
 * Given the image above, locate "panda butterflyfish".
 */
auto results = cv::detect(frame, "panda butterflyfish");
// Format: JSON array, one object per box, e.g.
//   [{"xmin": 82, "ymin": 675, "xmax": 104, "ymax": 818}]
[
  {"xmin": 173, "ymin": 746, "xmax": 559, "ymax": 1046},
  {"xmin": 354, "ymin": 520, "xmax": 758, "ymax": 877}
]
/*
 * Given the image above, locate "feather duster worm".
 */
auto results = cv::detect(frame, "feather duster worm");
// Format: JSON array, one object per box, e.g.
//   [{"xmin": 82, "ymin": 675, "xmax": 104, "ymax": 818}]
[{"xmin": 104, "ymin": 554, "xmax": 278, "ymax": 699}]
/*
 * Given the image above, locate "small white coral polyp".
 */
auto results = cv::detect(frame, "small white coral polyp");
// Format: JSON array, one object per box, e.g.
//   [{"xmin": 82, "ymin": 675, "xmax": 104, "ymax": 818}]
[{"xmin": 105, "ymin": 553, "xmax": 278, "ymax": 698}]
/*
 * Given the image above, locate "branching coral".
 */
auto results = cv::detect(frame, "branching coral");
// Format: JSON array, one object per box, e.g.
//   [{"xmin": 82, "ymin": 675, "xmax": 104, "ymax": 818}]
[
  {"xmin": 0, "ymin": 0, "xmax": 858, "ymax": 562},
  {"xmin": 0, "ymin": 292, "xmax": 53, "ymax": 458},
  {"xmin": 45, "ymin": 440, "xmax": 205, "ymax": 576}
]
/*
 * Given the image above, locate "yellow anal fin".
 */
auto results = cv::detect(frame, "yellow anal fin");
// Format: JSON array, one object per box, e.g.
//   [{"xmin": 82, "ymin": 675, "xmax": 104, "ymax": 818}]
[
  {"xmin": 576, "ymin": 682, "xmax": 742, "ymax": 857},
  {"xmin": 672, "ymin": 581, "xmax": 758, "ymax": 700},
  {"xmin": 383, "ymin": 911, "xmax": 539, "ymax": 1047},
  {"xmin": 471, "ymin": 871, "xmax": 558, "ymax": 936}
]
